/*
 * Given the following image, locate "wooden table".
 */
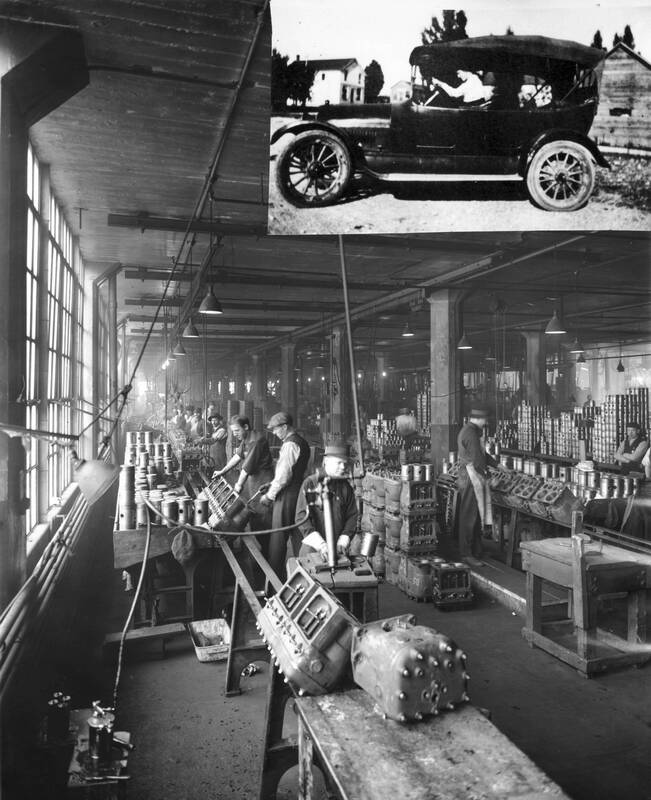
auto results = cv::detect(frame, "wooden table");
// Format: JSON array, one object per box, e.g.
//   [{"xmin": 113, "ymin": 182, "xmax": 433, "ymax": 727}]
[
  {"xmin": 521, "ymin": 535, "xmax": 651, "ymax": 676},
  {"xmin": 295, "ymin": 690, "xmax": 570, "ymax": 800}
]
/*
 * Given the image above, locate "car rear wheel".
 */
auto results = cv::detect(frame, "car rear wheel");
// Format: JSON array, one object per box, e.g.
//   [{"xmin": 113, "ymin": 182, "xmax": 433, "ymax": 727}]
[
  {"xmin": 275, "ymin": 130, "xmax": 352, "ymax": 207},
  {"xmin": 525, "ymin": 141, "xmax": 595, "ymax": 212}
]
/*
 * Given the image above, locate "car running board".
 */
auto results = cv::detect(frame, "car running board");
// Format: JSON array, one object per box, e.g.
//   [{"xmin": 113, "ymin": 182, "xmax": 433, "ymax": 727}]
[{"xmin": 370, "ymin": 172, "xmax": 522, "ymax": 182}]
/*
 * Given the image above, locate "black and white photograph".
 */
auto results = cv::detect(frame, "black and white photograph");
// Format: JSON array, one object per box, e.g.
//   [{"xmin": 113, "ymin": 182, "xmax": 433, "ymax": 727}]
[
  {"xmin": 269, "ymin": 0, "xmax": 651, "ymax": 233},
  {"xmin": 0, "ymin": 2, "xmax": 650, "ymax": 800}
]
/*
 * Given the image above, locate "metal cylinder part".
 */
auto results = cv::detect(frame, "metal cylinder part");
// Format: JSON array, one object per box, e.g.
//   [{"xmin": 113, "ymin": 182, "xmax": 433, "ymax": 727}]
[
  {"xmin": 412, "ymin": 465, "xmax": 424, "ymax": 481},
  {"xmin": 194, "ymin": 499, "xmax": 209, "ymax": 526},
  {"xmin": 360, "ymin": 532, "xmax": 379, "ymax": 559}
]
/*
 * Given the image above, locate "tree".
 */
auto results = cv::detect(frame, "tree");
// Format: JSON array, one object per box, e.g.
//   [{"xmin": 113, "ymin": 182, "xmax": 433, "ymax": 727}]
[
  {"xmin": 590, "ymin": 30, "xmax": 603, "ymax": 50},
  {"xmin": 421, "ymin": 9, "xmax": 468, "ymax": 45},
  {"xmin": 286, "ymin": 59, "xmax": 316, "ymax": 107},
  {"xmin": 505, "ymin": 25, "xmax": 515, "ymax": 36},
  {"xmin": 623, "ymin": 25, "xmax": 635, "ymax": 49},
  {"xmin": 271, "ymin": 49, "xmax": 290, "ymax": 110},
  {"xmin": 364, "ymin": 60, "xmax": 384, "ymax": 103},
  {"xmin": 613, "ymin": 32, "xmax": 622, "ymax": 47},
  {"xmin": 271, "ymin": 50, "xmax": 316, "ymax": 109}
]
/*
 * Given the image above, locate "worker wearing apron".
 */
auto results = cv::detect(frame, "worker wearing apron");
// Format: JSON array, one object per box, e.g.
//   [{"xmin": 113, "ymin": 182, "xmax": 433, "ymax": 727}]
[{"xmin": 260, "ymin": 412, "xmax": 310, "ymax": 581}]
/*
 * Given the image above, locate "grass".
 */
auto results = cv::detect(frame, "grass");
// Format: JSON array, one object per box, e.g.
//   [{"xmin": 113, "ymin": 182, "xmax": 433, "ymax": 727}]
[{"xmin": 594, "ymin": 154, "xmax": 651, "ymax": 210}]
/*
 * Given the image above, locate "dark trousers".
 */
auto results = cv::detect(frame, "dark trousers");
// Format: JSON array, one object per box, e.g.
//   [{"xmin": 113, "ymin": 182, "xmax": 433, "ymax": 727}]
[
  {"xmin": 267, "ymin": 484, "xmax": 302, "ymax": 583},
  {"xmin": 457, "ymin": 482, "xmax": 483, "ymax": 558}
]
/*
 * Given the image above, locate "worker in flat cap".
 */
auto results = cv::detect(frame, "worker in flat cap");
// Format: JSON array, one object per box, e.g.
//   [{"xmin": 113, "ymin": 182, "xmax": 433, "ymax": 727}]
[
  {"xmin": 260, "ymin": 411, "xmax": 310, "ymax": 580},
  {"xmin": 456, "ymin": 408, "xmax": 501, "ymax": 568},
  {"xmin": 295, "ymin": 441, "xmax": 359, "ymax": 561},
  {"xmin": 614, "ymin": 421, "xmax": 649, "ymax": 475}
]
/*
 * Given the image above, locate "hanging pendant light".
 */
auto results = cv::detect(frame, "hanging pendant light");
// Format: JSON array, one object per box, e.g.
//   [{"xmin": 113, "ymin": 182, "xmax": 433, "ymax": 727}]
[
  {"xmin": 172, "ymin": 339, "xmax": 187, "ymax": 356},
  {"xmin": 569, "ymin": 337, "xmax": 584, "ymax": 354},
  {"xmin": 576, "ymin": 353, "xmax": 586, "ymax": 364},
  {"xmin": 616, "ymin": 358, "xmax": 625, "ymax": 373},
  {"xmin": 183, "ymin": 318, "xmax": 200, "ymax": 338},
  {"xmin": 167, "ymin": 350, "xmax": 177, "ymax": 362},
  {"xmin": 401, "ymin": 321, "xmax": 414, "ymax": 338},
  {"xmin": 485, "ymin": 346, "xmax": 496, "ymax": 361},
  {"xmin": 198, "ymin": 286, "xmax": 223, "ymax": 315},
  {"xmin": 544, "ymin": 309, "xmax": 566, "ymax": 335},
  {"xmin": 457, "ymin": 331, "xmax": 472, "ymax": 350}
]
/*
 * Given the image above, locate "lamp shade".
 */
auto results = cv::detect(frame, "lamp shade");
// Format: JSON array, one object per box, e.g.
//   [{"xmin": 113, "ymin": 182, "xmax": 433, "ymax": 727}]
[
  {"xmin": 576, "ymin": 353, "xmax": 586, "ymax": 364},
  {"xmin": 616, "ymin": 359, "xmax": 625, "ymax": 372},
  {"xmin": 182, "ymin": 319, "xmax": 200, "ymax": 338},
  {"xmin": 198, "ymin": 287, "xmax": 223, "ymax": 315},
  {"xmin": 457, "ymin": 332, "xmax": 472, "ymax": 350},
  {"xmin": 401, "ymin": 322, "xmax": 414, "ymax": 337},
  {"xmin": 172, "ymin": 339, "xmax": 187, "ymax": 356},
  {"xmin": 167, "ymin": 350, "xmax": 176, "ymax": 362},
  {"xmin": 569, "ymin": 337, "xmax": 584, "ymax": 354},
  {"xmin": 544, "ymin": 310, "xmax": 566, "ymax": 335},
  {"xmin": 70, "ymin": 451, "xmax": 118, "ymax": 505}
]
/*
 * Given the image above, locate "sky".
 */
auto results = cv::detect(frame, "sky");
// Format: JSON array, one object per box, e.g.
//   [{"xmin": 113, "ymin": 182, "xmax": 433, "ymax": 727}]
[{"xmin": 271, "ymin": 0, "xmax": 651, "ymax": 90}]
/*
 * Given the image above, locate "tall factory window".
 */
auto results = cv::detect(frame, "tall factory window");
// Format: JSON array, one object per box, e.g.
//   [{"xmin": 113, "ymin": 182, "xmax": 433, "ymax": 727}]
[
  {"xmin": 25, "ymin": 143, "xmax": 85, "ymax": 525},
  {"xmin": 25, "ymin": 144, "xmax": 41, "ymax": 533}
]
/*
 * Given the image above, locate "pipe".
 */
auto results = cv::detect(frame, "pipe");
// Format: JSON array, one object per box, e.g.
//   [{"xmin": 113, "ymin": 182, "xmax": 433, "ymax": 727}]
[
  {"xmin": 338, "ymin": 236, "xmax": 365, "ymax": 477},
  {"xmin": 321, "ymin": 477, "xmax": 337, "ymax": 571}
]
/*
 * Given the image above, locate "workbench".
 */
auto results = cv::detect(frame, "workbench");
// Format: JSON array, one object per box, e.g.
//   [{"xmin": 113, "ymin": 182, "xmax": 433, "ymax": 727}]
[
  {"xmin": 521, "ymin": 535, "xmax": 651, "ymax": 676},
  {"xmin": 295, "ymin": 690, "xmax": 570, "ymax": 800}
]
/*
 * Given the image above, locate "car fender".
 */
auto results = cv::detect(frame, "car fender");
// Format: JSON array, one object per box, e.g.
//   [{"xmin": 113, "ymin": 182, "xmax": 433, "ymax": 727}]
[
  {"xmin": 270, "ymin": 121, "xmax": 365, "ymax": 167},
  {"xmin": 520, "ymin": 129, "xmax": 610, "ymax": 175}
]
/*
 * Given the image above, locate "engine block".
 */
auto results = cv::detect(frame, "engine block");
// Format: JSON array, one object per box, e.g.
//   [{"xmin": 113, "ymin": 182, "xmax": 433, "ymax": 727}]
[
  {"xmin": 256, "ymin": 563, "xmax": 358, "ymax": 696},
  {"xmin": 351, "ymin": 614, "xmax": 469, "ymax": 722}
]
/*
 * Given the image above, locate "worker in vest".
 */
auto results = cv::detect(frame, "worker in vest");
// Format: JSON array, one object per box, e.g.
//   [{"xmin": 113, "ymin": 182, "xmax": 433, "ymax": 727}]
[
  {"xmin": 260, "ymin": 411, "xmax": 310, "ymax": 580},
  {"xmin": 614, "ymin": 421, "xmax": 649, "ymax": 474}
]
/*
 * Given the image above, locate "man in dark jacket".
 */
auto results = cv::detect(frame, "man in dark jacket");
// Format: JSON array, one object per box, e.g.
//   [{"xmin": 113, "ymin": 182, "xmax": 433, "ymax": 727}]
[
  {"xmin": 295, "ymin": 443, "xmax": 359, "ymax": 560},
  {"xmin": 260, "ymin": 412, "xmax": 310, "ymax": 580},
  {"xmin": 456, "ymin": 408, "xmax": 499, "ymax": 568}
]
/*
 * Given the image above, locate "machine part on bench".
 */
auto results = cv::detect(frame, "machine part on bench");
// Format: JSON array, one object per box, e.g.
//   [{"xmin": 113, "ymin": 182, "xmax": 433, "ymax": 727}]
[
  {"xmin": 350, "ymin": 614, "xmax": 469, "ymax": 722},
  {"xmin": 256, "ymin": 563, "xmax": 358, "ymax": 696}
]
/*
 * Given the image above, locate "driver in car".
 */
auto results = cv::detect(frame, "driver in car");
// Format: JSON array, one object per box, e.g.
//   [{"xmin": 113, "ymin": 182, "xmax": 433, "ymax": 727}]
[{"xmin": 429, "ymin": 69, "xmax": 489, "ymax": 106}]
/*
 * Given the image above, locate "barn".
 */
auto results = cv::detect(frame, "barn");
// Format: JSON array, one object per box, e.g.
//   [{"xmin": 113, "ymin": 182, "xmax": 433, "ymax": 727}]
[{"xmin": 591, "ymin": 42, "xmax": 651, "ymax": 151}]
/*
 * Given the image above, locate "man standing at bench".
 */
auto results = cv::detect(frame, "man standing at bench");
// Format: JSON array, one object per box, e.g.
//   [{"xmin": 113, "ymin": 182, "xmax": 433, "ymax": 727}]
[{"xmin": 456, "ymin": 408, "xmax": 499, "ymax": 568}]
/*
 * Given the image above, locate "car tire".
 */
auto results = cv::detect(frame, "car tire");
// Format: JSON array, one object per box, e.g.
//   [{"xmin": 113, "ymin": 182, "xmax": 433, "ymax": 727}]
[
  {"xmin": 275, "ymin": 130, "xmax": 352, "ymax": 207},
  {"xmin": 525, "ymin": 140, "xmax": 595, "ymax": 212}
]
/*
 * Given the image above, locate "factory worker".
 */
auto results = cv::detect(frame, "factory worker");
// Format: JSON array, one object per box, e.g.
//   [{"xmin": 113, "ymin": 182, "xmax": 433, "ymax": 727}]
[
  {"xmin": 295, "ymin": 443, "xmax": 359, "ymax": 560},
  {"xmin": 260, "ymin": 412, "xmax": 310, "ymax": 580},
  {"xmin": 456, "ymin": 408, "xmax": 501, "ymax": 568},
  {"xmin": 202, "ymin": 412, "xmax": 228, "ymax": 471},
  {"xmin": 614, "ymin": 422, "xmax": 649, "ymax": 475},
  {"xmin": 214, "ymin": 415, "xmax": 275, "ymax": 532}
]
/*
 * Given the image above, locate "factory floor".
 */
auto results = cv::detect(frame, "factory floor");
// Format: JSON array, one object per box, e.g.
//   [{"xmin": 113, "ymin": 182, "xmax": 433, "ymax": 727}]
[{"xmin": 102, "ymin": 555, "xmax": 651, "ymax": 800}]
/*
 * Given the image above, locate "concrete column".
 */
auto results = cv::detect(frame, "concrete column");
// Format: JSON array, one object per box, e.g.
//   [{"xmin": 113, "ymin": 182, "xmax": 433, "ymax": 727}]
[
  {"xmin": 375, "ymin": 353, "xmax": 386, "ymax": 407},
  {"xmin": 280, "ymin": 343, "xmax": 297, "ymax": 420},
  {"xmin": 521, "ymin": 331, "xmax": 547, "ymax": 405},
  {"xmin": 251, "ymin": 353, "xmax": 266, "ymax": 406},
  {"xmin": 428, "ymin": 290, "xmax": 463, "ymax": 472},
  {"xmin": 233, "ymin": 359, "xmax": 245, "ymax": 401}
]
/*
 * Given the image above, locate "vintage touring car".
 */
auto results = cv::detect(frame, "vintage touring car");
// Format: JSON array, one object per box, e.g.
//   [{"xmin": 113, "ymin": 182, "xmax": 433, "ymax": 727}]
[{"xmin": 272, "ymin": 36, "xmax": 609, "ymax": 212}]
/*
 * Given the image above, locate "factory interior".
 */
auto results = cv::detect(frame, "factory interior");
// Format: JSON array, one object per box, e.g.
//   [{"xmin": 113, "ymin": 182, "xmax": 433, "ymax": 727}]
[{"xmin": 0, "ymin": 2, "xmax": 650, "ymax": 800}]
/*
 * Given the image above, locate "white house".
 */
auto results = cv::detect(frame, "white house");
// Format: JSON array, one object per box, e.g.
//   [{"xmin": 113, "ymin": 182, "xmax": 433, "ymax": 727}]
[
  {"xmin": 303, "ymin": 58, "xmax": 365, "ymax": 105},
  {"xmin": 391, "ymin": 80, "xmax": 412, "ymax": 103}
]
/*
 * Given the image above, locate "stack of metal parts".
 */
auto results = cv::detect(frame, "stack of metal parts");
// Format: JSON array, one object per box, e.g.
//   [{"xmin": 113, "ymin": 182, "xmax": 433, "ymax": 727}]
[
  {"xmin": 351, "ymin": 615, "xmax": 469, "ymax": 722},
  {"xmin": 385, "ymin": 553, "xmax": 473, "ymax": 607},
  {"xmin": 255, "ymin": 563, "xmax": 358, "ymax": 696},
  {"xmin": 380, "ymin": 467, "xmax": 439, "ymax": 600}
]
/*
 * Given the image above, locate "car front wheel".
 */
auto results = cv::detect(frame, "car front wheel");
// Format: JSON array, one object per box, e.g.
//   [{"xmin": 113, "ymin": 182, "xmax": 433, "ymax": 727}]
[
  {"xmin": 275, "ymin": 130, "xmax": 352, "ymax": 207},
  {"xmin": 525, "ymin": 140, "xmax": 595, "ymax": 212}
]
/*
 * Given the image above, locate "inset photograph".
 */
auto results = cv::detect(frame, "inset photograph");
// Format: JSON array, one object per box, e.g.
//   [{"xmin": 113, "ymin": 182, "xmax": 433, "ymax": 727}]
[{"xmin": 269, "ymin": 1, "xmax": 651, "ymax": 234}]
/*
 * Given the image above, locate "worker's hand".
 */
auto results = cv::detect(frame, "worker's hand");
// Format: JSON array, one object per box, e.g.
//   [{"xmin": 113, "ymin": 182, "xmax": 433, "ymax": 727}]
[
  {"xmin": 336, "ymin": 534, "xmax": 350, "ymax": 556},
  {"xmin": 260, "ymin": 494, "xmax": 273, "ymax": 507},
  {"xmin": 304, "ymin": 531, "xmax": 327, "ymax": 560},
  {"xmin": 234, "ymin": 481, "xmax": 244, "ymax": 494},
  {"xmin": 212, "ymin": 469, "xmax": 223, "ymax": 479}
]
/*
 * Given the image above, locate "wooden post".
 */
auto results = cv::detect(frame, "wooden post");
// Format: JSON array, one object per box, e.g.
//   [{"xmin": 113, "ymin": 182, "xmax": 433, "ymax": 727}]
[{"xmin": 571, "ymin": 511, "xmax": 592, "ymax": 660}]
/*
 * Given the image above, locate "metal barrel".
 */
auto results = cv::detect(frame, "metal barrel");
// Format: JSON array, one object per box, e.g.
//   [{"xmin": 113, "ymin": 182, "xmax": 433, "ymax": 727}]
[{"xmin": 360, "ymin": 532, "xmax": 379, "ymax": 558}]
